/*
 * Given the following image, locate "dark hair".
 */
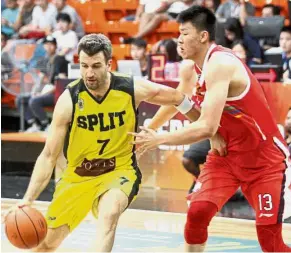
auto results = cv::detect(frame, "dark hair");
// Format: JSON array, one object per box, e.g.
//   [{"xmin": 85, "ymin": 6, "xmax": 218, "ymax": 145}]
[
  {"xmin": 131, "ymin": 38, "xmax": 147, "ymax": 49},
  {"xmin": 225, "ymin": 18, "xmax": 244, "ymax": 40},
  {"xmin": 263, "ymin": 4, "xmax": 281, "ymax": 15},
  {"xmin": 177, "ymin": 5, "xmax": 216, "ymax": 41},
  {"xmin": 281, "ymin": 26, "xmax": 291, "ymax": 35},
  {"xmin": 78, "ymin": 33, "xmax": 112, "ymax": 62},
  {"xmin": 56, "ymin": 13, "xmax": 71, "ymax": 24},
  {"xmin": 158, "ymin": 39, "xmax": 180, "ymax": 62}
]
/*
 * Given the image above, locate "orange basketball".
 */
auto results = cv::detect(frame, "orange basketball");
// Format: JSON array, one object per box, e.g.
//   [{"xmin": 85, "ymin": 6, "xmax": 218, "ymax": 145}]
[{"xmin": 5, "ymin": 206, "xmax": 47, "ymax": 249}]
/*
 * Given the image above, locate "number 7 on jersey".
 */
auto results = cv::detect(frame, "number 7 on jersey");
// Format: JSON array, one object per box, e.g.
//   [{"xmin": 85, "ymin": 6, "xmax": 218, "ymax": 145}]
[{"xmin": 97, "ymin": 139, "xmax": 110, "ymax": 155}]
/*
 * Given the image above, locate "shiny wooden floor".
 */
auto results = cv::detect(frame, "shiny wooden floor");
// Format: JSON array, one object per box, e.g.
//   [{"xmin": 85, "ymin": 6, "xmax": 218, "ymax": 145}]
[{"xmin": 1, "ymin": 198, "xmax": 291, "ymax": 252}]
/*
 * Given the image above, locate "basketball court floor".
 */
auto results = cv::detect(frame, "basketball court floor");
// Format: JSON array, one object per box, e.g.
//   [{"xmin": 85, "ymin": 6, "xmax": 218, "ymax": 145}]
[{"xmin": 2, "ymin": 190, "xmax": 291, "ymax": 252}]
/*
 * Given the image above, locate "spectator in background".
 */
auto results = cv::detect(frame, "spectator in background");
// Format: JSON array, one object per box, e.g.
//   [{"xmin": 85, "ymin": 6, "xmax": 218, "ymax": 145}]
[
  {"xmin": 1, "ymin": 33, "xmax": 14, "ymax": 80},
  {"xmin": 216, "ymin": 0, "xmax": 255, "ymax": 26},
  {"xmin": 120, "ymin": 0, "xmax": 169, "ymax": 44},
  {"xmin": 15, "ymin": 35, "xmax": 68, "ymax": 132},
  {"xmin": 130, "ymin": 38, "xmax": 148, "ymax": 77},
  {"xmin": 120, "ymin": 0, "xmax": 193, "ymax": 44},
  {"xmin": 54, "ymin": 0, "xmax": 84, "ymax": 38},
  {"xmin": 204, "ymin": 0, "xmax": 220, "ymax": 13},
  {"xmin": 280, "ymin": 26, "xmax": 291, "ymax": 84},
  {"xmin": 53, "ymin": 13, "xmax": 78, "ymax": 63},
  {"xmin": 231, "ymin": 40, "xmax": 248, "ymax": 64},
  {"xmin": 19, "ymin": 0, "xmax": 57, "ymax": 39},
  {"xmin": 285, "ymin": 107, "xmax": 291, "ymax": 153},
  {"xmin": 224, "ymin": 17, "xmax": 262, "ymax": 65},
  {"xmin": 260, "ymin": 4, "xmax": 282, "ymax": 50},
  {"xmin": 157, "ymin": 38, "xmax": 181, "ymax": 80},
  {"xmin": 13, "ymin": 0, "xmax": 35, "ymax": 34},
  {"xmin": 1, "ymin": 0, "xmax": 18, "ymax": 37},
  {"xmin": 262, "ymin": 4, "xmax": 281, "ymax": 17}
]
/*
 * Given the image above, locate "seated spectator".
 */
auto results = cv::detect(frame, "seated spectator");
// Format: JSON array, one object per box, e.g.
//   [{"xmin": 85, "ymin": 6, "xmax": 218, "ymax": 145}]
[
  {"xmin": 19, "ymin": 0, "xmax": 57, "ymax": 39},
  {"xmin": 1, "ymin": 33, "xmax": 14, "ymax": 80},
  {"xmin": 285, "ymin": 107, "xmax": 291, "ymax": 153},
  {"xmin": 231, "ymin": 40, "xmax": 248, "ymax": 65},
  {"xmin": 15, "ymin": 35, "xmax": 68, "ymax": 132},
  {"xmin": 120, "ymin": 0, "xmax": 192, "ymax": 44},
  {"xmin": 120, "ymin": 0, "xmax": 166, "ymax": 22},
  {"xmin": 224, "ymin": 17, "xmax": 262, "ymax": 64},
  {"xmin": 204, "ymin": 0, "xmax": 220, "ymax": 13},
  {"xmin": 130, "ymin": 38, "xmax": 148, "ymax": 77},
  {"xmin": 216, "ymin": 0, "xmax": 255, "ymax": 26},
  {"xmin": 1, "ymin": 0, "xmax": 18, "ymax": 38},
  {"xmin": 167, "ymin": 0, "xmax": 194, "ymax": 19},
  {"xmin": 53, "ymin": 13, "xmax": 78, "ymax": 63},
  {"xmin": 120, "ymin": 0, "xmax": 169, "ymax": 44},
  {"xmin": 157, "ymin": 38, "xmax": 181, "ymax": 80},
  {"xmin": 260, "ymin": 4, "xmax": 282, "ymax": 50},
  {"xmin": 54, "ymin": 0, "xmax": 84, "ymax": 39},
  {"xmin": 262, "ymin": 4, "xmax": 281, "ymax": 18},
  {"xmin": 13, "ymin": 0, "xmax": 35, "ymax": 34},
  {"xmin": 280, "ymin": 26, "xmax": 291, "ymax": 84}
]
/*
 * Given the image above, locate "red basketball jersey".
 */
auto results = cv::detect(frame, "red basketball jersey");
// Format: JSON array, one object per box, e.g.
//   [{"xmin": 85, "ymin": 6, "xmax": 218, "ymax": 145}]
[{"xmin": 192, "ymin": 44, "xmax": 289, "ymax": 168}]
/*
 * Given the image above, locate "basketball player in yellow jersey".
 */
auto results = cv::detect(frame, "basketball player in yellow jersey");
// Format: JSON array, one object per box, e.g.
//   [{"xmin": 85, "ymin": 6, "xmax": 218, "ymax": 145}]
[{"xmin": 4, "ymin": 33, "xmax": 197, "ymax": 252}]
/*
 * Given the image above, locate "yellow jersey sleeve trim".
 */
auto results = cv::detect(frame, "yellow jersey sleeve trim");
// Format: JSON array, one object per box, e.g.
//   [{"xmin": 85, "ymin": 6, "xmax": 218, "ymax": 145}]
[
  {"xmin": 67, "ymin": 79, "xmax": 81, "ymax": 88},
  {"xmin": 112, "ymin": 72, "xmax": 131, "ymax": 79}
]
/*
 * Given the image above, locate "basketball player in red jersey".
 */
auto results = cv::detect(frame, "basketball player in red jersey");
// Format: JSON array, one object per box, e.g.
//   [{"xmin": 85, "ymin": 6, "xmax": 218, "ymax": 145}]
[{"xmin": 131, "ymin": 6, "xmax": 291, "ymax": 252}]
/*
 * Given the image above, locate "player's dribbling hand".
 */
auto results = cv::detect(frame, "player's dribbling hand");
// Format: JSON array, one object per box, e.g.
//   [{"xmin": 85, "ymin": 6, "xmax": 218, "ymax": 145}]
[
  {"xmin": 209, "ymin": 133, "xmax": 227, "ymax": 156},
  {"xmin": 2, "ymin": 199, "xmax": 33, "ymax": 224}
]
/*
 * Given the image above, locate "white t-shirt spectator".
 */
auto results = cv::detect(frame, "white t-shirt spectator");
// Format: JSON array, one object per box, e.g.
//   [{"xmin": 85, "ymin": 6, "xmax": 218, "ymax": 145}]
[
  {"xmin": 59, "ymin": 5, "xmax": 85, "ymax": 38},
  {"xmin": 53, "ymin": 30, "xmax": 78, "ymax": 62},
  {"xmin": 32, "ymin": 3, "xmax": 57, "ymax": 29},
  {"xmin": 140, "ymin": 0, "xmax": 164, "ymax": 14},
  {"xmin": 167, "ymin": 2, "xmax": 189, "ymax": 14}
]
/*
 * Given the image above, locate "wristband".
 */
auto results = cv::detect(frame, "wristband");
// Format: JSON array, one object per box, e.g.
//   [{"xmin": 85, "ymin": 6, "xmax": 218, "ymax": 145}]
[{"xmin": 175, "ymin": 95, "xmax": 194, "ymax": 114}]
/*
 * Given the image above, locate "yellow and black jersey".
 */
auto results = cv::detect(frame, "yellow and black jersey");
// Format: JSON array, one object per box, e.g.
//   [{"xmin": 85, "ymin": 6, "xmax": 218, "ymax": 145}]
[{"xmin": 61, "ymin": 72, "xmax": 139, "ymax": 182}]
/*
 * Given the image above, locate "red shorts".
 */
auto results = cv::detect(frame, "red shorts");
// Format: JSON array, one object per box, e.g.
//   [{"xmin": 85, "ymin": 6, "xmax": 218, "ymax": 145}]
[{"xmin": 190, "ymin": 151, "xmax": 291, "ymax": 225}]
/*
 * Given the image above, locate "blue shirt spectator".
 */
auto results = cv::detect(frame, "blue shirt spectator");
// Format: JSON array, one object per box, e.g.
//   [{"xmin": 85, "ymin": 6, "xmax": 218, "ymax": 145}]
[{"xmin": 1, "ymin": 0, "xmax": 18, "ymax": 37}]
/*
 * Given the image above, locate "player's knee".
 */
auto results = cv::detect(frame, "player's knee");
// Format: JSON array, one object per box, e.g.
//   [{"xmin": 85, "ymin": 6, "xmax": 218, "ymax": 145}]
[
  {"xmin": 182, "ymin": 158, "xmax": 200, "ymax": 177},
  {"xmin": 256, "ymin": 224, "xmax": 291, "ymax": 252},
  {"xmin": 184, "ymin": 201, "xmax": 217, "ymax": 245}
]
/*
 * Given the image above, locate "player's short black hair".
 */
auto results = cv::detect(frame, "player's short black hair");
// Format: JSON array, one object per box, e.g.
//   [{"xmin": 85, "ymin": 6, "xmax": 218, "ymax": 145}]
[
  {"xmin": 281, "ymin": 26, "xmax": 291, "ymax": 35},
  {"xmin": 263, "ymin": 4, "xmax": 281, "ymax": 15},
  {"xmin": 78, "ymin": 33, "xmax": 112, "ymax": 62},
  {"xmin": 56, "ymin": 12, "xmax": 71, "ymax": 24},
  {"xmin": 177, "ymin": 5, "xmax": 216, "ymax": 41},
  {"xmin": 131, "ymin": 38, "xmax": 147, "ymax": 49}
]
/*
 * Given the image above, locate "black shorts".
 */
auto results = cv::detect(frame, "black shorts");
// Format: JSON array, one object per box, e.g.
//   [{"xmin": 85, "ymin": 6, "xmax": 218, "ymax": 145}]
[{"xmin": 183, "ymin": 139, "xmax": 210, "ymax": 165}]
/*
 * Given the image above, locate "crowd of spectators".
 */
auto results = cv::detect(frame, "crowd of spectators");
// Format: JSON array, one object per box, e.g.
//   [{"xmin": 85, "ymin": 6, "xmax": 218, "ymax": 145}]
[{"xmin": 1, "ymin": 0, "xmax": 291, "ymax": 136}]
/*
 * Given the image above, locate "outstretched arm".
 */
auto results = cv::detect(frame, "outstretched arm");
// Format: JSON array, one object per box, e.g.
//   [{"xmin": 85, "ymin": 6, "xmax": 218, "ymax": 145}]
[
  {"xmin": 132, "ymin": 53, "xmax": 235, "ymax": 148},
  {"xmin": 23, "ymin": 89, "xmax": 72, "ymax": 203},
  {"xmin": 134, "ymin": 60, "xmax": 199, "ymax": 128},
  {"xmin": 148, "ymin": 60, "xmax": 199, "ymax": 129}
]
